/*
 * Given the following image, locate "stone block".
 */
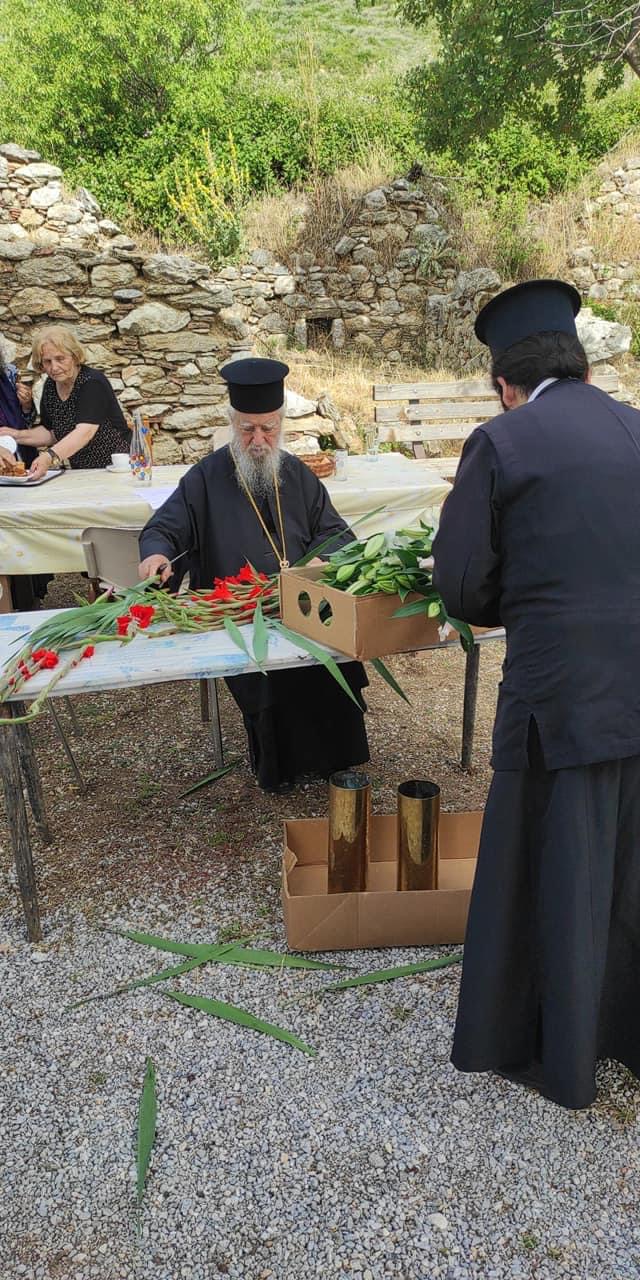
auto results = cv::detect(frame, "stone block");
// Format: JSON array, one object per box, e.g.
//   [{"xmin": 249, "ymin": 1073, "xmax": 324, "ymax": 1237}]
[
  {"xmin": 47, "ymin": 202, "xmax": 83, "ymax": 224},
  {"xmin": 98, "ymin": 219, "xmax": 121, "ymax": 237},
  {"xmin": 363, "ymin": 188, "xmax": 387, "ymax": 211},
  {"xmin": 18, "ymin": 162, "xmax": 62, "ymax": 185},
  {"xmin": 331, "ymin": 318, "xmax": 345, "ymax": 350},
  {"xmin": 0, "ymin": 144, "xmax": 41, "ymax": 162},
  {"xmin": 91, "ymin": 263, "xmax": 138, "ymax": 291},
  {"xmin": 117, "ymin": 302, "xmax": 190, "ymax": 336},
  {"xmin": 9, "ymin": 287, "xmax": 63, "ymax": 317},
  {"xmin": 64, "ymin": 296, "xmax": 115, "ymax": 315},
  {"xmin": 293, "ymin": 319, "xmax": 307, "ymax": 349},
  {"xmin": 139, "ymin": 331, "xmax": 221, "ymax": 354},
  {"xmin": 335, "ymin": 235, "xmax": 357, "ymax": 256},
  {"xmin": 0, "ymin": 239, "xmax": 34, "ymax": 260},
  {"xmin": 30, "ymin": 183, "xmax": 62, "ymax": 209},
  {"xmin": 273, "ymin": 274, "xmax": 295, "ymax": 296},
  {"xmin": 576, "ymin": 306, "xmax": 631, "ymax": 360},
  {"xmin": 18, "ymin": 208, "xmax": 43, "ymax": 229},
  {"xmin": 142, "ymin": 253, "xmax": 209, "ymax": 284},
  {"xmin": 113, "ymin": 288, "xmax": 144, "ymax": 303},
  {"xmin": 186, "ymin": 284, "xmax": 234, "ymax": 309},
  {"xmin": 76, "ymin": 188, "xmax": 102, "ymax": 217}
]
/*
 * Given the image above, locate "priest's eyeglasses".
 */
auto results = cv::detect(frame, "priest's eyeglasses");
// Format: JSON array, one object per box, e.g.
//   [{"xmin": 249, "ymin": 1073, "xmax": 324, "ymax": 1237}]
[{"xmin": 237, "ymin": 421, "xmax": 281, "ymax": 437}]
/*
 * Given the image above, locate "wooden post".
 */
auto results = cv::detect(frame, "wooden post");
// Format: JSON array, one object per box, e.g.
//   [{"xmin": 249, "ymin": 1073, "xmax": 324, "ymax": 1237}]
[
  {"xmin": 0, "ymin": 706, "xmax": 41, "ymax": 942},
  {"xmin": 0, "ymin": 575, "xmax": 13, "ymax": 615},
  {"xmin": 12, "ymin": 702, "xmax": 52, "ymax": 846},
  {"xmin": 461, "ymin": 644, "xmax": 481, "ymax": 771}
]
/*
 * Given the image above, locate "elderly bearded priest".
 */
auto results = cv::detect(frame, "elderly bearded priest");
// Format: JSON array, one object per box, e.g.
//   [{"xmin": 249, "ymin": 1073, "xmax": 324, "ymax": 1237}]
[
  {"xmin": 433, "ymin": 279, "xmax": 640, "ymax": 1110},
  {"xmin": 138, "ymin": 357, "xmax": 369, "ymax": 793}
]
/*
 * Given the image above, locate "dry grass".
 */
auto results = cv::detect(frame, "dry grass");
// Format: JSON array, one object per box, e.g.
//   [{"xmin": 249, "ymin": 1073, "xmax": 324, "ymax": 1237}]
[
  {"xmin": 277, "ymin": 348, "xmax": 458, "ymax": 429},
  {"xmin": 243, "ymin": 190, "xmax": 308, "ymax": 264}
]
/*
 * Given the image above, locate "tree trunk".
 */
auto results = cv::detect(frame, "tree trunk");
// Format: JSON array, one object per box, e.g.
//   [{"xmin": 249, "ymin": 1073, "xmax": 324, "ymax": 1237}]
[{"xmin": 623, "ymin": 4, "xmax": 640, "ymax": 77}]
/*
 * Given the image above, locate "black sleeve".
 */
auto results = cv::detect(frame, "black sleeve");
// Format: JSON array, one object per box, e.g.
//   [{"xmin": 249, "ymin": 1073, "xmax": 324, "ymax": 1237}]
[
  {"xmin": 432, "ymin": 429, "xmax": 503, "ymax": 627},
  {"xmin": 138, "ymin": 476, "xmax": 198, "ymax": 577},
  {"xmin": 307, "ymin": 475, "xmax": 355, "ymax": 557},
  {"xmin": 75, "ymin": 372, "xmax": 126, "ymax": 428}
]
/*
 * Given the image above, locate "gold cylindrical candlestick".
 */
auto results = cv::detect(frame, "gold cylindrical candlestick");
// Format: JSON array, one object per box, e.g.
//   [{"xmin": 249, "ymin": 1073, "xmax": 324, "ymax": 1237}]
[
  {"xmin": 328, "ymin": 770, "xmax": 371, "ymax": 894},
  {"xmin": 397, "ymin": 780, "xmax": 440, "ymax": 891}
]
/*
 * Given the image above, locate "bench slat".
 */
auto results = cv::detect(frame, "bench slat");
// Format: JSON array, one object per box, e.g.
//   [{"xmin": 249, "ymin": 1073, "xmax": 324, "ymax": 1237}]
[
  {"xmin": 376, "ymin": 400, "xmax": 499, "ymax": 424},
  {"xmin": 373, "ymin": 372, "xmax": 619, "ymax": 402},
  {"xmin": 379, "ymin": 423, "xmax": 482, "ymax": 442}
]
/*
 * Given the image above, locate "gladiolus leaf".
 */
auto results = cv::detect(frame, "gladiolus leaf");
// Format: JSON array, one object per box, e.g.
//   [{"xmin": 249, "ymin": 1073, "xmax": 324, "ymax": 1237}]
[
  {"xmin": 323, "ymin": 953, "xmax": 462, "ymax": 991},
  {"xmin": 223, "ymin": 614, "xmax": 267, "ymax": 674},
  {"xmin": 370, "ymin": 657, "xmax": 410, "ymax": 704},
  {"xmin": 252, "ymin": 600, "xmax": 269, "ymax": 666},
  {"xmin": 115, "ymin": 928, "xmax": 342, "ymax": 971},
  {"xmin": 66, "ymin": 955, "xmax": 211, "ymax": 1010},
  {"xmin": 163, "ymin": 989, "xmax": 316, "ymax": 1056},
  {"xmin": 271, "ymin": 621, "xmax": 363, "ymax": 709},
  {"xmin": 136, "ymin": 1057, "xmax": 157, "ymax": 1206},
  {"xmin": 177, "ymin": 759, "xmax": 239, "ymax": 799}
]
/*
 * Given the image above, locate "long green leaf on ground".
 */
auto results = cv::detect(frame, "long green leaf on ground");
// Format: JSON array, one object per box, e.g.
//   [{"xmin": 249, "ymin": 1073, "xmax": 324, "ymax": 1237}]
[
  {"xmin": 163, "ymin": 989, "xmax": 316, "ymax": 1056},
  {"xmin": 272, "ymin": 621, "xmax": 363, "ymax": 709},
  {"xmin": 115, "ymin": 928, "xmax": 342, "ymax": 971},
  {"xmin": 177, "ymin": 759, "xmax": 238, "ymax": 800},
  {"xmin": 370, "ymin": 657, "xmax": 411, "ymax": 704},
  {"xmin": 66, "ymin": 955, "xmax": 209, "ymax": 1010},
  {"xmin": 323, "ymin": 953, "xmax": 463, "ymax": 991},
  {"xmin": 136, "ymin": 1057, "xmax": 157, "ymax": 1206}
]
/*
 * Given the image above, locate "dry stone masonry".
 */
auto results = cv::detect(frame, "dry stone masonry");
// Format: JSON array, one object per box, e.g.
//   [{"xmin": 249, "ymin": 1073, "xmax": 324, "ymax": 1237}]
[{"xmin": 0, "ymin": 143, "xmax": 638, "ymax": 460}]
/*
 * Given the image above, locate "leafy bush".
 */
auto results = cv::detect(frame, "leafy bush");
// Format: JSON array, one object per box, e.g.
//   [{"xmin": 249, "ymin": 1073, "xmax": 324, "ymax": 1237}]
[{"xmin": 169, "ymin": 133, "xmax": 250, "ymax": 264}]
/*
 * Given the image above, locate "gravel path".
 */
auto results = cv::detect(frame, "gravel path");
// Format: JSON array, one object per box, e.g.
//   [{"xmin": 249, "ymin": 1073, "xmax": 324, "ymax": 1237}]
[{"xmin": 1, "ymin": 580, "xmax": 639, "ymax": 1280}]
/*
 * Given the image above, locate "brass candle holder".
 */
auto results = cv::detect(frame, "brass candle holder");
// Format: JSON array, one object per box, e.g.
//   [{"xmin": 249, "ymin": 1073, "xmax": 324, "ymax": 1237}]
[
  {"xmin": 327, "ymin": 769, "xmax": 371, "ymax": 894},
  {"xmin": 397, "ymin": 780, "xmax": 440, "ymax": 891}
]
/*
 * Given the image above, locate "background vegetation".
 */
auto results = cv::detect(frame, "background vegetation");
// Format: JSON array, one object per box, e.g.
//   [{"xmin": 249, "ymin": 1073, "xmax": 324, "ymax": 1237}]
[{"xmin": 0, "ymin": 0, "xmax": 639, "ymax": 269}]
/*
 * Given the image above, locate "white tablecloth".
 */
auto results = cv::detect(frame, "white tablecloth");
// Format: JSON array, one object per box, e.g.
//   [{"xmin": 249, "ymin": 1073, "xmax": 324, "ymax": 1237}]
[{"xmin": 0, "ymin": 457, "xmax": 450, "ymax": 575}]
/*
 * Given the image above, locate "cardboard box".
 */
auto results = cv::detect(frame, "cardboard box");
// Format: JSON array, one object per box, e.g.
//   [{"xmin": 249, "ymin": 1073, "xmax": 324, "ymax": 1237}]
[
  {"xmin": 282, "ymin": 811, "xmax": 482, "ymax": 951},
  {"xmin": 280, "ymin": 565, "xmax": 443, "ymax": 660}
]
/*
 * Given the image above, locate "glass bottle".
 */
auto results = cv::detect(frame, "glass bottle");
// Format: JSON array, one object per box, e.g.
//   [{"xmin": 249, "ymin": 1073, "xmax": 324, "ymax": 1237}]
[{"xmin": 129, "ymin": 410, "xmax": 153, "ymax": 485}]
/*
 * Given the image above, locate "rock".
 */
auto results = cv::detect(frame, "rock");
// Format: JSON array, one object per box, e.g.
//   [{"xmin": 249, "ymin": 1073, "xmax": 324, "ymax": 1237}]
[
  {"xmin": 363, "ymin": 188, "xmax": 387, "ymax": 211},
  {"xmin": 30, "ymin": 183, "xmax": 62, "ymax": 209},
  {"xmin": 285, "ymin": 388, "xmax": 317, "ymax": 418},
  {"xmin": 428, "ymin": 1214, "xmax": 449, "ymax": 1232},
  {"xmin": 293, "ymin": 319, "xmax": 307, "ymax": 349},
  {"xmin": 113, "ymin": 288, "xmax": 144, "ymax": 303},
  {"xmin": 0, "ymin": 239, "xmax": 34, "ymax": 261},
  {"xmin": 151, "ymin": 433, "xmax": 183, "ymax": 463},
  {"xmin": 316, "ymin": 394, "xmax": 341, "ymax": 424},
  {"xmin": 142, "ymin": 253, "xmax": 209, "ymax": 284},
  {"xmin": 18, "ymin": 162, "xmax": 62, "ymax": 184},
  {"xmin": 576, "ymin": 307, "xmax": 631, "ymax": 362},
  {"xmin": 16, "ymin": 254, "xmax": 85, "ymax": 286},
  {"xmin": 250, "ymin": 248, "xmax": 274, "ymax": 269},
  {"xmin": 0, "ymin": 143, "xmax": 41, "ymax": 162},
  {"xmin": 75, "ymin": 187, "xmax": 101, "ymax": 217},
  {"xmin": 273, "ymin": 274, "xmax": 295, "ymax": 296},
  {"xmin": 9, "ymin": 287, "xmax": 63, "ymax": 317},
  {"xmin": 331, "ymin": 318, "xmax": 346, "ymax": 349},
  {"xmin": 185, "ymin": 283, "xmax": 234, "ymax": 309},
  {"xmin": 139, "ymin": 331, "xmax": 220, "ymax": 354},
  {"xmin": 117, "ymin": 302, "xmax": 190, "ymax": 336},
  {"xmin": 219, "ymin": 306, "xmax": 249, "ymax": 337},
  {"xmin": 177, "ymin": 362, "xmax": 200, "ymax": 378},
  {"xmin": 335, "ymin": 235, "xmax": 357, "ymax": 256},
  {"xmin": 452, "ymin": 268, "xmax": 501, "ymax": 299},
  {"xmin": 98, "ymin": 219, "xmax": 121, "ymax": 237},
  {"xmin": 64, "ymin": 296, "xmax": 115, "ymax": 315},
  {"xmin": 90, "ymin": 263, "xmax": 138, "ymax": 291},
  {"xmin": 82, "ymin": 342, "xmax": 120, "ymax": 368},
  {"xmin": 31, "ymin": 228, "xmax": 61, "ymax": 249},
  {"xmin": 0, "ymin": 223, "xmax": 29, "ymax": 240},
  {"xmin": 46, "ymin": 202, "xmax": 83, "ymax": 224},
  {"xmin": 163, "ymin": 406, "xmax": 218, "ymax": 434}
]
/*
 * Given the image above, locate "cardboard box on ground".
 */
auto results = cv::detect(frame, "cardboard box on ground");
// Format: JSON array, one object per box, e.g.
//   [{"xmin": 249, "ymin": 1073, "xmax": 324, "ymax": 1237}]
[{"xmin": 282, "ymin": 812, "xmax": 481, "ymax": 952}]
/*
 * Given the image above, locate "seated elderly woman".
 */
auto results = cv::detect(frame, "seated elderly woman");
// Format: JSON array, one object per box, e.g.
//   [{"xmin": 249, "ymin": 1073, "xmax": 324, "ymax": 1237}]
[{"xmin": 0, "ymin": 324, "xmax": 130, "ymax": 478}]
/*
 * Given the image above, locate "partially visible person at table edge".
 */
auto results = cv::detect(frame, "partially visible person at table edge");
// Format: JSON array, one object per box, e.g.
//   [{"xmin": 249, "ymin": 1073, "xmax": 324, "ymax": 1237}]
[
  {"xmin": 0, "ymin": 332, "xmax": 37, "ymax": 466},
  {"xmin": 0, "ymin": 324, "xmax": 130, "ymax": 478}
]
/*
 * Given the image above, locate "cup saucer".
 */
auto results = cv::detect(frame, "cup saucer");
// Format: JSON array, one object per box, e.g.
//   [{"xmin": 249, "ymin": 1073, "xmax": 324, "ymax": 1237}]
[{"xmin": 106, "ymin": 464, "xmax": 130, "ymax": 474}]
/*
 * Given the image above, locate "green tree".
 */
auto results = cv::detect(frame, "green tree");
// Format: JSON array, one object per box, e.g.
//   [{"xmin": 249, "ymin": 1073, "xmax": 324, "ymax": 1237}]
[
  {"xmin": 398, "ymin": 0, "xmax": 640, "ymax": 151},
  {"xmin": 0, "ymin": 0, "xmax": 241, "ymax": 159}
]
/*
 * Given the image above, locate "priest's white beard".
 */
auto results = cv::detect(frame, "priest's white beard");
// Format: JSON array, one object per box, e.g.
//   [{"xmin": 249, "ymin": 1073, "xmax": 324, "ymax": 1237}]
[{"xmin": 230, "ymin": 435, "xmax": 283, "ymax": 500}]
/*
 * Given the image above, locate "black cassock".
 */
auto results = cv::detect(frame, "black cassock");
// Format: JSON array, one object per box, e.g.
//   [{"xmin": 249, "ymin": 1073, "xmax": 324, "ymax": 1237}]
[
  {"xmin": 139, "ymin": 446, "xmax": 369, "ymax": 790},
  {"xmin": 433, "ymin": 379, "xmax": 640, "ymax": 1108}
]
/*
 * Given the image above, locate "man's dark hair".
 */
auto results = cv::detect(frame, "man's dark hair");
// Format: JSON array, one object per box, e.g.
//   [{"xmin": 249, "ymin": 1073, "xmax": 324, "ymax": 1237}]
[{"xmin": 491, "ymin": 331, "xmax": 589, "ymax": 397}]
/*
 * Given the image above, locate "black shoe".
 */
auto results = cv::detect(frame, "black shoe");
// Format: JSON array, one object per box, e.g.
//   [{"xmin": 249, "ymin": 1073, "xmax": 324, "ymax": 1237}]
[{"xmin": 261, "ymin": 780, "xmax": 296, "ymax": 795}]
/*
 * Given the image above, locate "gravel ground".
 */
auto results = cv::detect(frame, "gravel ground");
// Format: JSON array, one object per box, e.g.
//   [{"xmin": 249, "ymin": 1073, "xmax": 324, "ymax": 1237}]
[{"xmin": 1, "ymin": 578, "xmax": 639, "ymax": 1280}]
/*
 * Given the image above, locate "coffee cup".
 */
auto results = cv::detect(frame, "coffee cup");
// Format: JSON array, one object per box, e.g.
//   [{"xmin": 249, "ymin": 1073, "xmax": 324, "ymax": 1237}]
[{"xmin": 111, "ymin": 453, "xmax": 129, "ymax": 471}]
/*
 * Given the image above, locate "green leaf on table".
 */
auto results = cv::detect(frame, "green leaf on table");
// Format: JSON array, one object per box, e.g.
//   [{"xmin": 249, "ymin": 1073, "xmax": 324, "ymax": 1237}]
[
  {"xmin": 252, "ymin": 600, "xmax": 269, "ymax": 666},
  {"xmin": 323, "ymin": 953, "xmax": 463, "ymax": 991},
  {"xmin": 163, "ymin": 989, "xmax": 316, "ymax": 1056},
  {"xmin": 222, "ymin": 614, "xmax": 267, "ymax": 673},
  {"xmin": 136, "ymin": 1057, "xmax": 157, "ymax": 1206},
  {"xmin": 177, "ymin": 759, "xmax": 239, "ymax": 799},
  {"xmin": 370, "ymin": 657, "xmax": 410, "ymax": 704},
  {"xmin": 271, "ymin": 621, "xmax": 363, "ymax": 710}
]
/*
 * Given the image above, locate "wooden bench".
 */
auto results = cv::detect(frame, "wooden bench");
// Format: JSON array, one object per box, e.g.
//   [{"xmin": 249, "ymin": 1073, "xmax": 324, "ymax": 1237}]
[
  {"xmin": 373, "ymin": 372, "xmax": 620, "ymax": 476},
  {"xmin": 372, "ymin": 371, "xmax": 620, "ymax": 768}
]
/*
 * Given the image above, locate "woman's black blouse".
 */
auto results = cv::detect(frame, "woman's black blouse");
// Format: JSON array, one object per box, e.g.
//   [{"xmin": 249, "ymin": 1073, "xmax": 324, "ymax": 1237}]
[{"xmin": 40, "ymin": 365, "xmax": 131, "ymax": 468}]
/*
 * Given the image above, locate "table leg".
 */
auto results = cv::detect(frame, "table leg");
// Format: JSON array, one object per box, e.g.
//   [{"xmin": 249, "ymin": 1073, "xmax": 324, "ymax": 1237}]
[
  {"xmin": 0, "ymin": 575, "xmax": 13, "ymax": 615},
  {"xmin": 0, "ymin": 706, "xmax": 42, "ymax": 942},
  {"xmin": 207, "ymin": 679, "xmax": 224, "ymax": 769},
  {"xmin": 461, "ymin": 644, "xmax": 481, "ymax": 771},
  {"xmin": 12, "ymin": 701, "xmax": 52, "ymax": 846}
]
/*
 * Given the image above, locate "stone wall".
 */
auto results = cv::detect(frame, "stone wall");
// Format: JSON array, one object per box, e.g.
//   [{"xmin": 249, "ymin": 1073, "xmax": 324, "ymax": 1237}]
[{"xmin": 0, "ymin": 144, "xmax": 461, "ymax": 461}]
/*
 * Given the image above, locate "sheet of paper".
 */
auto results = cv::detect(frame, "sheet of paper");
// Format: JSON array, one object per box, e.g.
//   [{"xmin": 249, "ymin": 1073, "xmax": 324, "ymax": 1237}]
[{"xmin": 134, "ymin": 484, "xmax": 177, "ymax": 510}]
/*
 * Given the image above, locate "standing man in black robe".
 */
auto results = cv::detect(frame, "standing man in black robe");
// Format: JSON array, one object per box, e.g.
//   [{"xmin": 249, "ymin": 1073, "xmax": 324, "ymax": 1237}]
[
  {"xmin": 138, "ymin": 357, "xmax": 369, "ymax": 793},
  {"xmin": 432, "ymin": 279, "xmax": 640, "ymax": 1109}
]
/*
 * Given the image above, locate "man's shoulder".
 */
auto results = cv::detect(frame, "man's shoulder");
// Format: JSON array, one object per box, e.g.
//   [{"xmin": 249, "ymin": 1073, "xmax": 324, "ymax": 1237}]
[{"xmin": 183, "ymin": 445, "xmax": 233, "ymax": 485}]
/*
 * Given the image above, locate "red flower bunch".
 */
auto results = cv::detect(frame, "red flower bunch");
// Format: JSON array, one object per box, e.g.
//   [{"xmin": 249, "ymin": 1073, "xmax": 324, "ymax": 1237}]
[
  {"xmin": 31, "ymin": 649, "xmax": 59, "ymax": 670},
  {"xmin": 116, "ymin": 604, "xmax": 156, "ymax": 635}
]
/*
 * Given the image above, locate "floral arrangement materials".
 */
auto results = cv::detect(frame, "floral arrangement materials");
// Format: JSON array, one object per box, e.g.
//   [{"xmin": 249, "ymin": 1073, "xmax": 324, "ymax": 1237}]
[
  {"xmin": 0, "ymin": 565, "xmax": 280, "ymax": 723},
  {"xmin": 319, "ymin": 522, "xmax": 474, "ymax": 651}
]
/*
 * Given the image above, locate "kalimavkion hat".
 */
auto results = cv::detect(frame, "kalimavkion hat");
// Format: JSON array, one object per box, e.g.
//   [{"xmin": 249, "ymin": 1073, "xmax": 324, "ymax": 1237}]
[
  {"xmin": 474, "ymin": 279, "xmax": 581, "ymax": 360},
  {"xmin": 220, "ymin": 357, "xmax": 289, "ymax": 413}
]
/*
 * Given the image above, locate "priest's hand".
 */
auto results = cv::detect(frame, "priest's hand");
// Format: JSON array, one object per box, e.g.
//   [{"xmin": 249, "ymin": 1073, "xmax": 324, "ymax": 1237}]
[{"xmin": 139, "ymin": 554, "xmax": 173, "ymax": 584}]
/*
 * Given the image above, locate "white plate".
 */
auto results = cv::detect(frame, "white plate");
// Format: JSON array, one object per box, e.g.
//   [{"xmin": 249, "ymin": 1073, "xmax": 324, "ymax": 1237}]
[{"xmin": 106, "ymin": 464, "xmax": 131, "ymax": 474}]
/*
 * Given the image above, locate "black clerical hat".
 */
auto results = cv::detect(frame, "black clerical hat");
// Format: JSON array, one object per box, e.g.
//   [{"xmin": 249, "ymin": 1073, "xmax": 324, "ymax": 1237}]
[
  {"xmin": 220, "ymin": 357, "xmax": 289, "ymax": 413},
  {"xmin": 474, "ymin": 279, "xmax": 581, "ymax": 359}
]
